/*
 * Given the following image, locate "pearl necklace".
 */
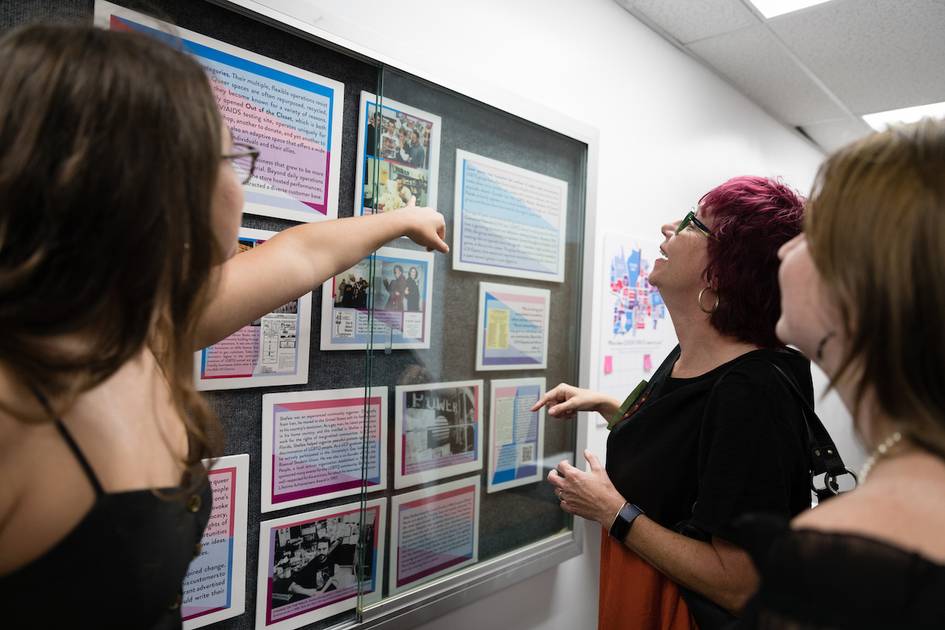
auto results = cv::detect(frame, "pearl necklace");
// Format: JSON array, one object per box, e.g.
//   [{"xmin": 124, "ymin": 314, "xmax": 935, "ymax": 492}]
[{"xmin": 859, "ymin": 430, "xmax": 903, "ymax": 483}]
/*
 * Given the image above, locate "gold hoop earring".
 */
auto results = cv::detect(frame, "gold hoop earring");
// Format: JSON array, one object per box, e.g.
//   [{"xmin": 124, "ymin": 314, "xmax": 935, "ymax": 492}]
[{"xmin": 698, "ymin": 287, "xmax": 719, "ymax": 314}]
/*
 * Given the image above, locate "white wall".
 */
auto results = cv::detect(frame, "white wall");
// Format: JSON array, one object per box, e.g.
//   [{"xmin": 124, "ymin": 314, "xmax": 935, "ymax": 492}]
[{"xmin": 253, "ymin": 0, "xmax": 864, "ymax": 627}]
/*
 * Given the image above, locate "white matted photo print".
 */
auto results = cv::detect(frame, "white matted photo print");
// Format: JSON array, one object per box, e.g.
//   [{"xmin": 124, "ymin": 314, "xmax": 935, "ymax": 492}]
[
  {"xmin": 261, "ymin": 387, "xmax": 387, "ymax": 512},
  {"xmin": 96, "ymin": 1, "xmax": 343, "ymax": 223},
  {"xmin": 256, "ymin": 499, "xmax": 386, "ymax": 630},
  {"xmin": 320, "ymin": 246, "xmax": 434, "ymax": 350},
  {"xmin": 182, "ymin": 454, "xmax": 249, "ymax": 629},
  {"xmin": 394, "ymin": 380, "xmax": 484, "ymax": 489},
  {"xmin": 487, "ymin": 378, "xmax": 546, "ymax": 493},
  {"xmin": 389, "ymin": 476, "xmax": 480, "ymax": 595},
  {"xmin": 453, "ymin": 150, "xmax": 567, "ymax": 282},
  {"xmin": 354, "ymin": 91, "xmax": 441, "ymax": 215},
  {"xmin": 476, "ymin": 282, "xmax": 550, "ymax": 371},
  {"xmin": 195, "ymin": 228, "xmax": 311, "ymax": 391}
]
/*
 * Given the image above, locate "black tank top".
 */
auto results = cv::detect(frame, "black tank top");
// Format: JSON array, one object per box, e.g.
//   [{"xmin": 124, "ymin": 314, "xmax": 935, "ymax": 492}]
[{"xmin": 0, "ymin": 401, "xmax": 212, "ymax": 629}]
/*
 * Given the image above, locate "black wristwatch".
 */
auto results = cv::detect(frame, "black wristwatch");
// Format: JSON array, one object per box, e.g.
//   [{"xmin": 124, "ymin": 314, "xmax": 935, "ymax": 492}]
[{"xmin": 608, "ymin": 502, "xmax": 644, "ymax": 542}]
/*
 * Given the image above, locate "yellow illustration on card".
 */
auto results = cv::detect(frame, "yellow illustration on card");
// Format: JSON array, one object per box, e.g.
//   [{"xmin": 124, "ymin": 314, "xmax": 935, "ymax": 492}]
[{"xmin": 486, "ymin": 309, "xmax": 510, "ymax": 349}]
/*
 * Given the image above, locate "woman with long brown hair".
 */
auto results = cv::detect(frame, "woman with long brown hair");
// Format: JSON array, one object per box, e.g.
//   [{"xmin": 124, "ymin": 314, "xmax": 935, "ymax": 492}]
[
  {"xmin": 733, "ymin": 119, "xmax": 945, "ymax": 628},
  {"xmin": 0, "ymin": 23, "xmax": 446, "ymax": 628}
]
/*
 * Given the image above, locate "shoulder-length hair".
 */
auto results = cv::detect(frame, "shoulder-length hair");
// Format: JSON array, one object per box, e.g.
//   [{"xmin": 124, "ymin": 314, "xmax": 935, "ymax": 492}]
[
  {"xmin": 700, "ymin": 176, "xmax": 805, "ymax": 348},
  {"xmin": 806, "ymin": 118, "xmax": 945, "ymax": 456}
]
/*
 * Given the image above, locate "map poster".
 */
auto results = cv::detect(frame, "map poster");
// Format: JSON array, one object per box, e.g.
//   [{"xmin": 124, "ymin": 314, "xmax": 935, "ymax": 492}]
[{"xmin": 598, "ymin": 234, "xmax": 676, "ymax": 422}]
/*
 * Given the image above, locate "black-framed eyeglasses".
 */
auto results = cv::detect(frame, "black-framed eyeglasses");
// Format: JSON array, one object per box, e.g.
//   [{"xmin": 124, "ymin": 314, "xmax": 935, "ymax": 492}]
[
  {"xmin": 676, "ymin": 209, "xmax": 714, "ymax": 238},
  {"xmin": 222, "ymin": 142, "xmax": 260, "ymax": 185}
]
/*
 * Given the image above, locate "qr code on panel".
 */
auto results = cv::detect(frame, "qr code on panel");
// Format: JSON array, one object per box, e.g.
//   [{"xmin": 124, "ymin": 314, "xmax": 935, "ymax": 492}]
[{"xmin": 519, "ymin": 443, "xmax": 535, "ymax": 463}]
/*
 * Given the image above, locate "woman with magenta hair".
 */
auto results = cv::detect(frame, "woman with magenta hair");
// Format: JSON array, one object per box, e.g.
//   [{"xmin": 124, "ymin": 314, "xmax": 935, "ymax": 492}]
[{"xmin": 534, "ymin": 177, "xmax": 813, "ymax": 630}]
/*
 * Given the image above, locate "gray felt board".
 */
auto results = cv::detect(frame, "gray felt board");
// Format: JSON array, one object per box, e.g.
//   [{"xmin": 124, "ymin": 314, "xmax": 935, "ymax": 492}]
[{"xmin": 1, "ymin": 2, "xmax": 588, "ymax": 628}]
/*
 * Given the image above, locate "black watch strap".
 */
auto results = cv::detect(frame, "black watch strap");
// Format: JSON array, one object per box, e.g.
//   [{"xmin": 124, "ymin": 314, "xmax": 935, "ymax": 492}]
[{"xmin": 609, "ymin": 502, "xmax": 644, "ymax": 542}]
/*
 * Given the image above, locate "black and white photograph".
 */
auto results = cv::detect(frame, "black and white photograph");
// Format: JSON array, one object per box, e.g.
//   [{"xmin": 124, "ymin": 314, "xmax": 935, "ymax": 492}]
[
  {"xmin": 394, "ymin": 380, "xmax": 484, "ymax": 489},
  {"xmin": 256, "ymin": 500, "xmax": 386, "ymax": 630}
]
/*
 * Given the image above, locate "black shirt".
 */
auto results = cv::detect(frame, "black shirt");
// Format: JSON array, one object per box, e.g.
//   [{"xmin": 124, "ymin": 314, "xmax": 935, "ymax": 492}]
[
  {"xmin": 0, "ymin": 419, "xmax": 212, "ymax": 630},
  {"xmin": 732, "ymin": 514, "xmax": 945, "ymax": 629},
  {"xmin": 606, "ymin": 346, "xmax": 813, "ymax": 538}
]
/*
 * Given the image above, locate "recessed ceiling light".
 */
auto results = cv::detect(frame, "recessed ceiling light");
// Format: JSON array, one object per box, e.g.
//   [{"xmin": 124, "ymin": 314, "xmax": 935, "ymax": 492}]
[
  {"xmin": 862, "ymin": 101, "xmax": 945, "ymax": 131},
  {"xmin": 747, "ymin": 0, "xmax": 834, "ymax": 18}
]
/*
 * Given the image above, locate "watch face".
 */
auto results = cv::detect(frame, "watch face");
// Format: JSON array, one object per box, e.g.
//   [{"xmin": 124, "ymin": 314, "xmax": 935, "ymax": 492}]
[{"xmin": 610, "ymin": 503, "xmax": 643, "ymax": 542}]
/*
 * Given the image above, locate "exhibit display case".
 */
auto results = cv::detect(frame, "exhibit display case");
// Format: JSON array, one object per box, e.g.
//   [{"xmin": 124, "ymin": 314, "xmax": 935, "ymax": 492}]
[{"xmin": 1, "ymin": 2, "xmax": 599, "ymax": 628}]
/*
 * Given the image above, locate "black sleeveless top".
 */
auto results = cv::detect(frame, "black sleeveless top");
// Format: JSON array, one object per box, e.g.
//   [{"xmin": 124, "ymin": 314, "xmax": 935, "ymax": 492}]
[
  {"xmin": 606, "ymin": 346, "xmax": 813, "ymax": 538},
  {"xmin": 0, "ymin": 417, "xmax": 212, "ymax": 630},
  {"xmin": 732, "ymin": 514, "xmax": 945, "ymax": 629}
]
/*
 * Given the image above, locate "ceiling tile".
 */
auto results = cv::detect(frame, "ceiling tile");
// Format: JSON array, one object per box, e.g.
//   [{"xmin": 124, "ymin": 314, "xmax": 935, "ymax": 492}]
[
  {"xmin": 620, "ymin": 0, "xmax": 757, "ymax": 44},
  {"xmin": 800, "ymin": 117, "xmax": 873, "ymax": 153},
  {"xmin": 769, "ymin": 0, "xmax": 945, "ymax": 115},
  {"xmin": 687, "ymin": 25, "xmax": 850, "ymax": 125}
]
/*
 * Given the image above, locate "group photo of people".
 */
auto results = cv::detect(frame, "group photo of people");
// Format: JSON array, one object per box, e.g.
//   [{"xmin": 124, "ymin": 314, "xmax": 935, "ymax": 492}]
[
  {"xmin": 333, "ymin": 273, "xmax": 370, "ymax": 310},
  {"xmin": 365, "ymin": 103, "xmax": 433, "ymax": 169}
]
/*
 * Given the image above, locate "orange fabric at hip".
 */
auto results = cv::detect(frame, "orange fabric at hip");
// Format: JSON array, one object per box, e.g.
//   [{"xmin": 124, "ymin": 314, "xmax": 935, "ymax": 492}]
[{"xmin": 598, "ymin": 529, "xmax": 698, "ymax": 630}]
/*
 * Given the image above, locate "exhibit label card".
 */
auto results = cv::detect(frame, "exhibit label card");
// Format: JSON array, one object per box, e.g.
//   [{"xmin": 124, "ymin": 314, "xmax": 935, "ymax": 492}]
[
  {"xmin": 96, "ymin": 1, "xmax": 343, "ymax": 223},
  {"xmin": 195, "ymin": 228, "xmax": 311, "ymax": 391},
  {"xmin": 394, "ymin": 380, "xmax": 484, "ymax": 489},
  {"xmin": 453, "ymin": 150, "xmax": 568, "ymax": 282},
  {"xmin": 354, "ymin": 91, "xmax": 442, "ymax": 215},
  {"xmin": 256, "ymin": 499, "xmax": 386, "ymax": 630},
  {"xmin": 261, "ymin": 387, "xmax": 387, "ymax": 512},
  {"xmin": 182, "ymin": 454, "xmax": 249, "ymax": 629},
  {"xmin": 320, "ymin": 246, "xmax": 435, "ymax": 350},
  {"xmin": 487, "ymin": 378, "xmax": 546, "ymax": 493},
  {"xmin": 476, "ymin": 282, "xmax": 550, "ymax": 371},
  {"xmin": 390, "ymin": 477, "xmax": 480, "ymax": 595}
]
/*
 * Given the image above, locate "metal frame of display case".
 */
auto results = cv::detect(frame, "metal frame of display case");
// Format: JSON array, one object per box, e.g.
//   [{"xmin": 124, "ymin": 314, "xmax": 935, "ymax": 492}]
[{"xmin": 210, "ymin": 2, "xmax": 601, "ymax": 627}]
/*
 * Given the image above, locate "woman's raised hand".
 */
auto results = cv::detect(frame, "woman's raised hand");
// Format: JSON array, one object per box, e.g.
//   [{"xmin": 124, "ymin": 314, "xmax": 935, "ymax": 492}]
[{"xmin": 532, "ymin": 383, "xmax": 607, "ymax": 419}]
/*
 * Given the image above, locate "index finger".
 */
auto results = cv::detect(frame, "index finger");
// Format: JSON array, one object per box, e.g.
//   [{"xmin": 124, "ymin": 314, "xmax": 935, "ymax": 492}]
[{"xmin": 531, "ymin": 388, "xmax": 561, "ymax": 411}]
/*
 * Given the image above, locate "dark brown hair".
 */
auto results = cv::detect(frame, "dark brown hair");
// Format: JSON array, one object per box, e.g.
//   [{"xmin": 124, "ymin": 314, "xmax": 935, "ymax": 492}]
[
  {"xmin": 0, "ymin": 24, "xmax": 224, "ymax": 482},
  {"xmin": 806, "ymin": 118, "xmax": 945, "ymax": 455}
]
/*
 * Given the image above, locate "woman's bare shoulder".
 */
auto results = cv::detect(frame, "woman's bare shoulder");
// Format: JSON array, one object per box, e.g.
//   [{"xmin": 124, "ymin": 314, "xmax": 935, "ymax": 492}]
[
  {"xmin": 0, "ymin": 411, "xmax": 99, "ymax": 575},
  {"xmin": 0, "ymin": 411, "xmax": 30, "ymax": 512},
  {"xmin": 793, "ymin": 461, "xmax": 945, "ymax": 562}
]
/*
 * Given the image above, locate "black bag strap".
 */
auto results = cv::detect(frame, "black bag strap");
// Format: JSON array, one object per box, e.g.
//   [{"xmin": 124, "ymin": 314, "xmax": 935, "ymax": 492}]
[
  {"xmin": 673, "ymin": 354, "xmax": 857, "ymax": 629},
  {"xmin": 766, "ymin": 362, "xmax": 857, "ymax": 503}
]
